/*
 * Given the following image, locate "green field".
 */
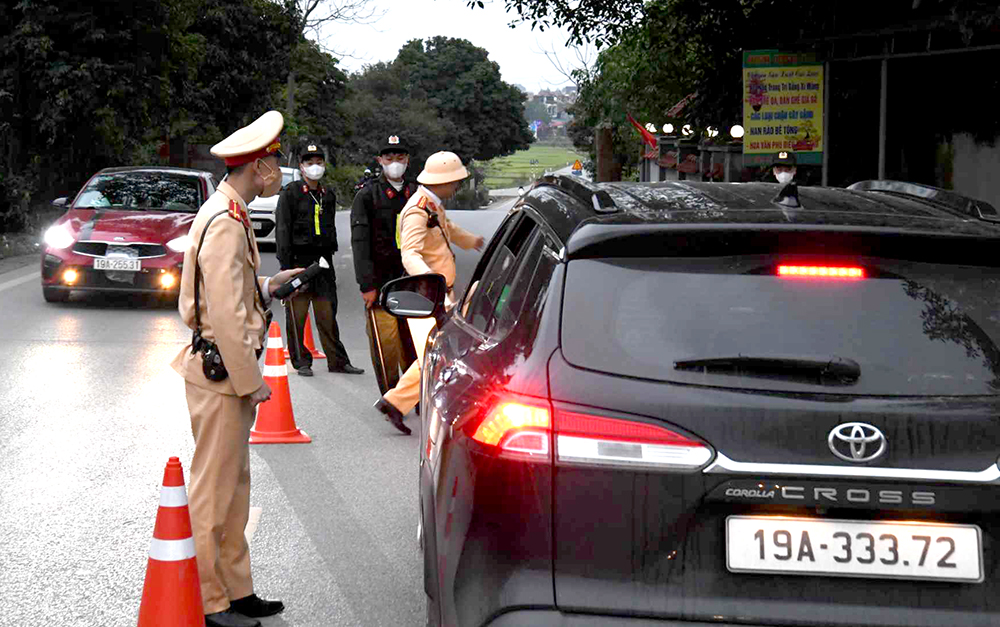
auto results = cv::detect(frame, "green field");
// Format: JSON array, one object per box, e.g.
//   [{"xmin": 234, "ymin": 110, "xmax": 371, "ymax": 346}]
[{"xmin": 482, "ymin": 144, "xmax": 584, "ymax": 189}]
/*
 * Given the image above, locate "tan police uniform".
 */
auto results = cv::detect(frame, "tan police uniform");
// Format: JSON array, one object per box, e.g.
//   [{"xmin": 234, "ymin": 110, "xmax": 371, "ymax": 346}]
[
  {"xmin": 170, "ymin": 111, "xmax": 282, "ymax": 615},
  {"xmin": 382, "ymin": 184, "xmax": 479, "ymax": 414}
]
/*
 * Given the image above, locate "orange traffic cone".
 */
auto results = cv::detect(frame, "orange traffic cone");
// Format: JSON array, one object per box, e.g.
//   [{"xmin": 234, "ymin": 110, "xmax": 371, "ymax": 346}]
[
  {"xmin": 251, "ymin": 322, "xmax": 312, "ymax": 444},
  {"xmin": 137, "ymin": 457, "xmax": 203, "ymax": 626},
  {"xmin": 302, "ymin": 312, "xmax": 326, "ymax": 360},
  {"xmin": 284, "ymin": 309, "xmax": 326, "ymax": 360}
]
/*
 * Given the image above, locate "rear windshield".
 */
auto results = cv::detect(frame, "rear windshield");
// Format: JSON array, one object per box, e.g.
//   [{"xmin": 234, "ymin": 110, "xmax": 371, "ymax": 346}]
[
  {"xmin": 75, "ymin": 172, "xmax": 201, "ymax": 212},
  {"xmin": 562, "ymin": 256, "xmax": 1000, "ymax": 396}
]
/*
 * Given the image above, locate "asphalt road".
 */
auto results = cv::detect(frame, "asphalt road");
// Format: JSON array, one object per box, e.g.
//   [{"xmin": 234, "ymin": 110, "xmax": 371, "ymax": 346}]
[{"xmin": 0, "ymin": 205, "xmax": 510, "ymax": 627}]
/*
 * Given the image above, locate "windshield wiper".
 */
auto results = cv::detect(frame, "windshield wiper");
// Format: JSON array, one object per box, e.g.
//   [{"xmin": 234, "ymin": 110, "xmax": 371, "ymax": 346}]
[{"xmin": 674, "ymin": 354, "xmax": 861, "ymax": 384}]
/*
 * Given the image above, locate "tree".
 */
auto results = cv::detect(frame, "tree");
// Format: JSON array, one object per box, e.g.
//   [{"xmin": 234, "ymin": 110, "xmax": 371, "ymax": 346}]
[
  {"xmin": 393, "ymin": 37, "xmax": 533, "ymax": 163},
  {"xmin": 1, "ymin": 0, "xmax": 298, "ymax": 227},
  {"xmin": 524, "ymin": 99, "xmax": 552, "ymax": 127},
  {"xmin": 339, "ymin": 62, "xmax": 455, "ymax": 169},
  {"xmin": 465, "ymin": 0, "xmax": 644, "ymax": 48}
]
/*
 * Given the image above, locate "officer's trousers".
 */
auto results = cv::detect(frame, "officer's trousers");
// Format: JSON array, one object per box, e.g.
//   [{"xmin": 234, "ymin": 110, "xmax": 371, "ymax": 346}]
[
  {"xmin": 285, "ymin": 271, "xmax": 351, "ymax": 370},
  {"xmin": 185, "ymin": 382, "xmax": 255, "ymax": 614},
  {"xmin": 383, "ymin": 317, "xmax": 436, "ymax": 415},
  {"xmin": 365, "ymin": 305, "xmax": 416, "ymax": 394}
]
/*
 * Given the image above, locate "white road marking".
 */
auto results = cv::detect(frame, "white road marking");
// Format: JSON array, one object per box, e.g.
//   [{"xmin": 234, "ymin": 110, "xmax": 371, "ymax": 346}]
[
  {"xmin": 244, "ymin": 506, "xmax": 262, "ymax": 543},
  {"xmin": 0, "ymin": 270, "xmax": 40, "ymax": 293}
]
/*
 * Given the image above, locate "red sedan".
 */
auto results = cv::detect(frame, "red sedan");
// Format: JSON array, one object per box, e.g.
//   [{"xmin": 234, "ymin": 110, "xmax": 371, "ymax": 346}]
[{"xmin": 40, "ymin": 166, "xmax": 217, "ymax": 303}]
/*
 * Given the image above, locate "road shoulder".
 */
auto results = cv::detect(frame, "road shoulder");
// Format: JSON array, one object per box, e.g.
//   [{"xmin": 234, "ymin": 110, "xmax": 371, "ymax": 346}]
[{"xmin": 0, "ymin": 253, "xmax": 38, "ymax": 277}]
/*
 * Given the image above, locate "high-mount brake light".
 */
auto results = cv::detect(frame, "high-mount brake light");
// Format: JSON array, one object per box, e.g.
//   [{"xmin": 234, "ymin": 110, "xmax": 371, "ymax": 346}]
[
  {"xmin": 471, "ymin": 402, "xmax": 550, "ymax": 456},
  {"xmin": 778, "ymin": 265, "xmax": 864, "ymax": 279},
  {"xmin": 555, "ymin": 411, "xmax": 713, "ymax": 470}
]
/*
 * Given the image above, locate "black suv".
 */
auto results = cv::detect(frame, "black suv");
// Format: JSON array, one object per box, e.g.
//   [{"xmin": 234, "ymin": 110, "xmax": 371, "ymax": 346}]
[{"xmin": 382, "ymin": 175, "xmax": 1000, "ymax": 627}]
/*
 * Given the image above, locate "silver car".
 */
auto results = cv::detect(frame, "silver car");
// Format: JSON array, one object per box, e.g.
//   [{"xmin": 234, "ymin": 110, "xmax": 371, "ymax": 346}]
[{"xmin": 248, "ymin": 166, "xmax": 300, "ymax": 245}]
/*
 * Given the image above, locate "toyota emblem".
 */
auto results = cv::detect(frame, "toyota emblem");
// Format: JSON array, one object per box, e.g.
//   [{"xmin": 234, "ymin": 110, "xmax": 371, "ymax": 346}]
[{"xmin": 827, "ymin": 422, "xmax": 886, "ymax": 463}]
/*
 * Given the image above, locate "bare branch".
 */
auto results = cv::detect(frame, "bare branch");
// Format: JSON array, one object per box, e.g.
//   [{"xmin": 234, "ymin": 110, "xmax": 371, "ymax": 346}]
[{"xmin": 530, "ymin": 39, "xmax": 597, "ymax": 89}]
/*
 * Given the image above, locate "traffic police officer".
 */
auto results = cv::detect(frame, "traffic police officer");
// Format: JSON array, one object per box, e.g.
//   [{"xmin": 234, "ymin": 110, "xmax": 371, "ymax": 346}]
[
  {"xmin": 171, "ymin": 110, "xmax": 299, "ymax": 627},
  {"xmin": 373, "ymin": 151, "xmax": 484, "ymax": 434},
  {"xmin": 770, "ymin": 151, "xmax": 800, "ymax": 207},
  {"xmin": 275, "ymin": 140, "xmax": 363, "ymax": 376},
  {"xmin": 351, "ymin": 135, "xmax": 419, "ymax": 393}
]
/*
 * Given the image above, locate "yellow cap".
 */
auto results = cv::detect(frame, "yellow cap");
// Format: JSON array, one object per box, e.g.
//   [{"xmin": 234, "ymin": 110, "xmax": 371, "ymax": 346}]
[
  {"xmin": 417, "ymin": 151, "xmax": 469, "ymax": 185},
  {"xmin": 211, "ymin": 110, "xmax": 285, "ymax": 167}
]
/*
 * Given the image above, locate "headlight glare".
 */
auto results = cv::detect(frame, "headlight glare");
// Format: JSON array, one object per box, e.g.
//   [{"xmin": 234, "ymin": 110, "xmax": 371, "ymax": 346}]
[
  {"xmin": 43, "ymin": 225, "xmax": 75, "ymax": 250},
  {"xmin": 166, "ymin": 235, "xmax": 192, "ymax": 253}
]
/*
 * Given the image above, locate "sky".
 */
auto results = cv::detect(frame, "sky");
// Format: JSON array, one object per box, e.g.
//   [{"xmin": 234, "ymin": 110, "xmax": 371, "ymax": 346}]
[{"xmin": 312, "ymin": 0, "xmax": 589, "ymax": 93}]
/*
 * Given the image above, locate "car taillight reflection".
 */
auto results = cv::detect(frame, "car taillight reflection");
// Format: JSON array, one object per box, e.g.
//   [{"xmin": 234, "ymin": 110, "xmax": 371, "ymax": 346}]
[{"xmin": 469, "ymin": 399, "xmax": 713, "ymax": 470}]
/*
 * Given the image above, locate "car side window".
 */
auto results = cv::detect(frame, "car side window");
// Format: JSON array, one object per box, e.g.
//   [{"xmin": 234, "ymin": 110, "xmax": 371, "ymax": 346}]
[
  {"xmin": 464, "ymin": 216, "xmax": 540, "ymax": 336},
  {"xmin": 458, "ymin": 211, "xmax": 522, "ymax": 312}
]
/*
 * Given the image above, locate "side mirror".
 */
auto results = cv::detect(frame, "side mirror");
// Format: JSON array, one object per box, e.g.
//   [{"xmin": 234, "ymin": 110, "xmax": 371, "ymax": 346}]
[
  {"xmin": 380, "ymin": 273, "xmax": 447, "ymax": 319},
  {"xmin": 52, "ymin": 197, "xmax": 68, "ymax": 208}
]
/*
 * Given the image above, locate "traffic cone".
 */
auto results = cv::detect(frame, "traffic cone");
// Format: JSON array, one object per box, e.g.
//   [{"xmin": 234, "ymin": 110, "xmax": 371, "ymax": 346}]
[
  {"xmin": 137, "ymin": 457, "xmax": 203, "ymax": 626},
  {"xmin": 251, "ymin": 322, "xmax": 312, "ymax": 444},
  {"xmin": 284, "ymin": 308, "xmax": 326, "ymax": 360}
]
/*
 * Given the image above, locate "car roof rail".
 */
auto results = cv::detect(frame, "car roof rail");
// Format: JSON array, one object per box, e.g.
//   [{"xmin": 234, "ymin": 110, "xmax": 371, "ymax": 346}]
[
  {"xmin": 537, "ymin": 173, "xmax": 617, "ymax": 214},
  {"xmin": 847, "ymin": 180, "xmax": 1000, "ymax": 224}
]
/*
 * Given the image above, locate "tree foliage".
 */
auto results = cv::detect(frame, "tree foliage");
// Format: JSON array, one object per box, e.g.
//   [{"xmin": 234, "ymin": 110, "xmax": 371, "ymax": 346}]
[
  {"xmin": 394, "ymin": 37, "xmax": 533, "ymax": 163},
  {"xmin": 1, "ymin": 0, "xmax": 297, "ymax": 227}
]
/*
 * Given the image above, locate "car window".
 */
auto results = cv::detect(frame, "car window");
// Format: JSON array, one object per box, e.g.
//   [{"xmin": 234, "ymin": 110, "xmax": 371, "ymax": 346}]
[
  {"xmin": 492, "ymin": 231, "xmax": 559, "ymax": 340},
  {"xmin": 74, "ymin": 172, "xmax": 201, "ymax": 212},
  {"xmin": 463, "ymin": 215, "xmax": 539, "ymax": 336},
  {"xmin": 562, "ymin": 256, "xmax": 1000, "ymax": 396}
]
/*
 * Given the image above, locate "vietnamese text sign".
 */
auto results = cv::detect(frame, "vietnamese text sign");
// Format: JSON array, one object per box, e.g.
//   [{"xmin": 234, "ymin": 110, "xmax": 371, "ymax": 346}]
[{"xmin": 743, "ymin": 50, "xmax": 823, "ymax": 165}]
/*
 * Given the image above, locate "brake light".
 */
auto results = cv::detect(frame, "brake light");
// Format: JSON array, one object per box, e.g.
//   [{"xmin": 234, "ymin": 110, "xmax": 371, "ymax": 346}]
[
  {"xmin": 555, "ymin": 411, "xmax": 713, "ymax": 470},
  {"xmin": 778, "ymin": 265, "xmax": 864, "ymax": 279},
  {"xmin": 471, "ymin": 401, "xmax": 550, "ymax": 456}
]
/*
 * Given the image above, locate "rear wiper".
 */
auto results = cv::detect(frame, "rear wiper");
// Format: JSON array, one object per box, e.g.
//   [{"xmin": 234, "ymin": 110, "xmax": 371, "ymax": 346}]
[{"xmin": 674, "ymin": 354, "xmax": 861, "ymax": 384}]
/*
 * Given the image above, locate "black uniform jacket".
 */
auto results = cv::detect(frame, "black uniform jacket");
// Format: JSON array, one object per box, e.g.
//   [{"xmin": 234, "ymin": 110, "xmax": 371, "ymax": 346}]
[
  {"xmin": 275, "ymin": 181, "xmax": 337, "ymax": 270},
  {"xmin": 350, "ymin": 176, "xmax": 417, "ymax": 294}
]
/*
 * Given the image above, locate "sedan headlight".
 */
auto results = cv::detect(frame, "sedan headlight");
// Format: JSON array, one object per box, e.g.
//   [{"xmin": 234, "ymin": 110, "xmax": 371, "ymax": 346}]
[
  {"xmin": 43, "ymin": 224, "xmax": 75, "ymax": 250},
  {"xmin": 166, "ymin": 235, "xmax": 192, "ymax": 253}
]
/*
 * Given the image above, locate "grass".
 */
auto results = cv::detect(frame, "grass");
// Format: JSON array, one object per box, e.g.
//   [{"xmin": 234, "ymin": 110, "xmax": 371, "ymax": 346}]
[{"xmin": 481, "ymin": 143, "xmax": 585, "ymax": 189}]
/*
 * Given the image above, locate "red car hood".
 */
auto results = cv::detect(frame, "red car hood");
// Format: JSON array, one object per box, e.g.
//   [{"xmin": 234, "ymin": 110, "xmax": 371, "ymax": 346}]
[{"xmin": 60, "ymin": 208, "xmax": 195, "ymax": 244}]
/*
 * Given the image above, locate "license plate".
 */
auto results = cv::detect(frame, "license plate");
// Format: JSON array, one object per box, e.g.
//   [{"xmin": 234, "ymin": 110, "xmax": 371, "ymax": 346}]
[
  {"xmin": 252, "ymin": 221, "xmax": 264, "ymax": 229},
  {"xmin": 94, "ymin": 257, "xmax": 141, "ymax": 272},
  {"xmin": 726, "ymin": 516, "xmax": 983, "ymax": 583}
]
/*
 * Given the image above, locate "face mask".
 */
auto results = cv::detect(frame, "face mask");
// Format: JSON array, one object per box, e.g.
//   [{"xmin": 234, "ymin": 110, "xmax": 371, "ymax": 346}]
[
  {"xmin": 303, "ymin": 164, "xmax": 325, "ymax": 180},
  {"xmin": 775, "ymin": 171, "xmax": 794, "ymax": 185},
  {"xmin": 256, "ymin": 160, "xmax": 282, "ymax": 198},
  {"xmin": 384, "ymin": 161, "xmax": 407, "ymax": 180}
]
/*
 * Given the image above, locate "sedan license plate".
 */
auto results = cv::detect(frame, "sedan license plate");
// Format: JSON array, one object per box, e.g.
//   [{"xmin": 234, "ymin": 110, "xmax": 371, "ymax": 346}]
[
  {"xmin": 94, "ymin": 257, "xmax": 141, "ymax": 272},
  {"xmin": 726, "ymin": 516, "xmax": 982, "ymax": 583}
]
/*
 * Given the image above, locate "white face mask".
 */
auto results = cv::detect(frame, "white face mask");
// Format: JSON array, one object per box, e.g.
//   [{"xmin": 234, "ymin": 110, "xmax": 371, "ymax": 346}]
[
  {"xmin": 384, "ymin": 161, "xmax": 407, "ymax": 180},
  {"xmin": 303, "ymin": 164, "xmax": 325, "ymax": 180},
  {"xmin": 775, "ymin": 171, "xmax": 794, "ymax": 185}
]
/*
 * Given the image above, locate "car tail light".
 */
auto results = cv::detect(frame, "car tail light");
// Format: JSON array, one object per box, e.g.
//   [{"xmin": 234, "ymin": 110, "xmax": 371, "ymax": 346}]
[
  {"xmin": 468, "ymin": 399, "xmax": 712, "ymax": 470},
  {"xmin": 778, "ymin": 265, "xmax": 864, "ymax": 279},
  {"xmin": 555, "ymin": 410, "xmax": 713, "ymax": 470},
  {"xmin": 471, "ymin": 401, "xmax": 550, "ymax": 458}
]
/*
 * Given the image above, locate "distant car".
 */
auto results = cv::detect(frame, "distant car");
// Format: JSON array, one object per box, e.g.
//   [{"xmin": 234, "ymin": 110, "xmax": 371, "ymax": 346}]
[
  {"xmin": 380, "ymin": 175, "xmax": 1000, "ymax": 627},
  {"xmin": 40, "ymin": 166, "xmax": 217, "ymax": 303},
  {"xmin": 247, "ymin": 166, "xmax": 300, "ymax": 245}
]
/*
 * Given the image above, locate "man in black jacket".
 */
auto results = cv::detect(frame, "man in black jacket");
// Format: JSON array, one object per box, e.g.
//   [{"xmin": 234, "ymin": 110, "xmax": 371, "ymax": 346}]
[
  {"xmin": 275, "ymin": 141, "xmax": 363, "ymax": 376},
  {"xmin": 350, "ymin": 135, "xmax": 418, "ymax": 393}
]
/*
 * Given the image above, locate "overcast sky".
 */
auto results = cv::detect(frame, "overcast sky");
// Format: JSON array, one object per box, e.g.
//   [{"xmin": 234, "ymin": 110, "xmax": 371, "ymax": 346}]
[{"xmin": 312, "ymin": 0, "xmax": 588, "ymax": 93}]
